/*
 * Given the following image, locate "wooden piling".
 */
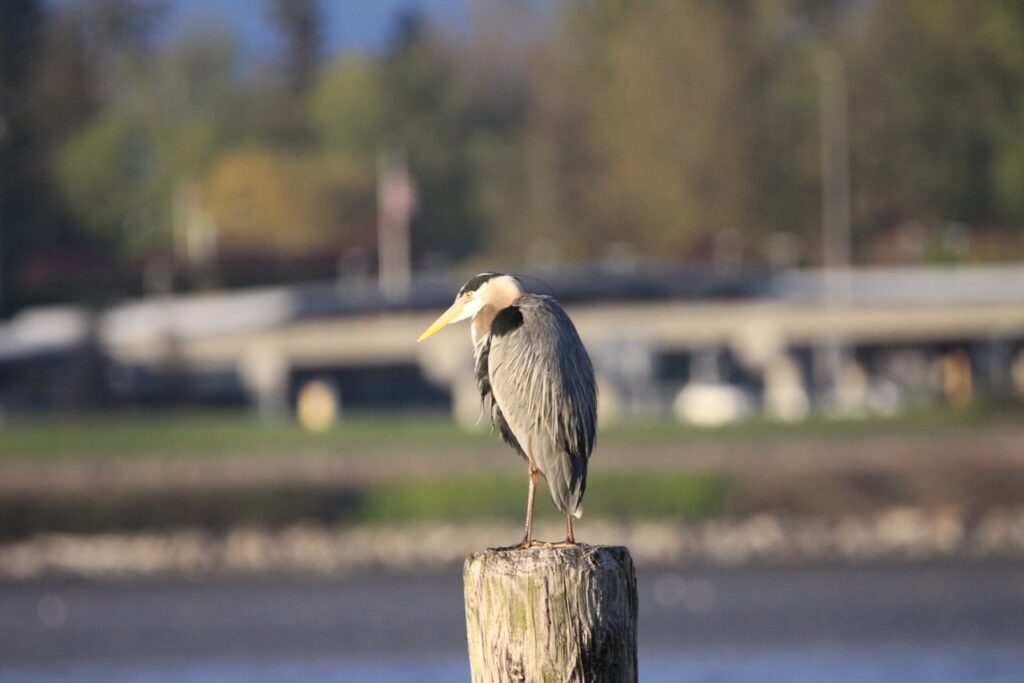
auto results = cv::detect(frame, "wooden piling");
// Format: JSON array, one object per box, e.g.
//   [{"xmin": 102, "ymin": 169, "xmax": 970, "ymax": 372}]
[{"xmin": 463, "ymin": 545, "xmax": 638, "ymax": 683}]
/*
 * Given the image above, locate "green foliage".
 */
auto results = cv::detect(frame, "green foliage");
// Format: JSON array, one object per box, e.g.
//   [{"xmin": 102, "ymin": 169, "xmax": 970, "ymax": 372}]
[
  {"xmin": 56, "ymin": 23, "xmax": 248, "ymax": 254},
  {"xmin": 311, "ymin": 55, "xmax": 384, "ymax": 161},
  {"xmin": 847, "ymin": 0, "xmax": 1024, "ymax": 238},
  {"xmin": 358, "ymin": 473, "xmax": 732, "ymax": 523},
  {"xmin": 981, "ymin": 1, "xmax": 1024, "ymax": 222},
  {"xmin": 1, "ymin": 403, "xmax": 1013, "ymax": 461},
  {"xmin": 0, "ymin": 412, "xmax": 486, "ymax": 460},
  {"xmin": 57, "ymin": 110, "xmax": 164, "ymax": 248},
  {"xmin": 473, "ymin": 0, "xmax": 823, "ymax": 264},
  {"xmin": 582, "ymin": 2, "xmax": 758, "ymax": 254},
  {"xmin": 377, "ymin": 15, "xmax": 485, "ymax": 262},
  {"xmin": 3, "ymin": 405, "xmax": 1022, "ymax": 535},
  {"xmin": 203, "ymin": 145, "xmax": 374, "ymax": 254},
  {"xmin": 0, "ymin": 0, "xmax": 65, "ymax": 314},
  {"xmin": 9, "ymin": 0, "xmax": 1024, "ymax": 309}
]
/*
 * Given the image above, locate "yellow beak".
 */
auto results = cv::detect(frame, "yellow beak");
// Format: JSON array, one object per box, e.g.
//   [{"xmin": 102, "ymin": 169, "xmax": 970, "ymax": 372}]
[{"xmin": 417, "ymin": 299, "xmax": 465, "ymax": 342}]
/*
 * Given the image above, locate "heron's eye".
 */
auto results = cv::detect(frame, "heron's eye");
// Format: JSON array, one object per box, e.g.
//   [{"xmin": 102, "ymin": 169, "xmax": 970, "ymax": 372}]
[{"xmin": 466, "ymin": 291, "xmax": 475, "ymax": 299}]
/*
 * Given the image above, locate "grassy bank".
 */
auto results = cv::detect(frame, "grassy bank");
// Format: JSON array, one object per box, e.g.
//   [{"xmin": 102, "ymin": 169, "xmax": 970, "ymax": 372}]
[
  {"xmin": 1, "ymin": 402, "xmax": 1019, "ymax": 460},
  {"xmin": 360, "ymin": 472, "xmax": 733, "ymax": 523},
  {"xmin": 0, "ymin": 472, "xmax": 732, "ymax": 539},
  {"xmin": 2, "ymin": 403, "xmax": 1022, "ymax": 539},
  {"xmin": 0, "ymin": 412, "xmax": 487, "ymax": 460}
]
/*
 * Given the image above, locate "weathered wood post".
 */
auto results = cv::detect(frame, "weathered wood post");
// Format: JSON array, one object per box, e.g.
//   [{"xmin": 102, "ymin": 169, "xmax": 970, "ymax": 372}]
[{"xmin": 463, "ymin": 545, "xmax": 638, "ymax": 682}]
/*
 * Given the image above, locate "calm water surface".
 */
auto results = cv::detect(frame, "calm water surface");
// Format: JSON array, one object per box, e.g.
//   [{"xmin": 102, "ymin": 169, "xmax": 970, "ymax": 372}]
[
  {"xmin": 9, "ymin": 645, "xmax": 1024, "ymax": 682},
  {"xmin": 5, "ymin": 560, "xmax": 1024, "ymax": 682}
]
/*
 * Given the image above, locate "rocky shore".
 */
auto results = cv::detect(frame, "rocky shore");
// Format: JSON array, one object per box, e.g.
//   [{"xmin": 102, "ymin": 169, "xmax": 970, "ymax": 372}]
[{"xmin": 3, "ymin": 506, "xmax": 1024, "ymax": 580}]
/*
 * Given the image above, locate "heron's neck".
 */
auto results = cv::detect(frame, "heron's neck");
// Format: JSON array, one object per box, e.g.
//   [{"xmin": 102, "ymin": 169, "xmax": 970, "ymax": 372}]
[{"xmin": 471, "ymin": 306, "xmax": 496, "ymax": 347}]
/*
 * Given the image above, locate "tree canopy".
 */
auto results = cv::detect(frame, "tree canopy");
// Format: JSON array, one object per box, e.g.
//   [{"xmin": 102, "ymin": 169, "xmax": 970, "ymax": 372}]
[{"xmin": 3, "ymin": 0, "xmax": 1024, "ymax": 312}]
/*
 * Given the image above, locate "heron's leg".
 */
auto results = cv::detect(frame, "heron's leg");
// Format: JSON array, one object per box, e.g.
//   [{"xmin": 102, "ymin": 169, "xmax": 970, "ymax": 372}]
[
  {"xmin": 521, "ymin": 464, "xmax": 540, "ymax": 547},
  {"xmin": 545, "ymin": 515, "xmax": 578, "ymax": 548},
  {"xmin": 490, "ymin": 465, "xmax": 542, "ymax": 552}
]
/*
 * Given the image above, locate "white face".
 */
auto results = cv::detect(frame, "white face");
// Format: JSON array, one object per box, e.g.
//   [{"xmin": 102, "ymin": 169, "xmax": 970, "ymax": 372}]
[
  {"xmin": 472, "ymin": 275, "xmax": 522, "ymax": 305},
  {"xmin": 452, "ymin": 292, "xmax": 485, "ymax": 322}
]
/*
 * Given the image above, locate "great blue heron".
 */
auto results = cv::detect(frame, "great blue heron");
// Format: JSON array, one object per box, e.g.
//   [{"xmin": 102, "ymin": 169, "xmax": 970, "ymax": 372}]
[{"xmin": 418, "ymin": 273, "xmax": 597, "ymax": 548}]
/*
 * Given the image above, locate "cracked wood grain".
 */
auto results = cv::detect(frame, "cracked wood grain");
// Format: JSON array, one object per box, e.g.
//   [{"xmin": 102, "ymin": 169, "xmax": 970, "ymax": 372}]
[{"xmin": 464, "ymin": 545, "xmax": 638, "ymax": 683}]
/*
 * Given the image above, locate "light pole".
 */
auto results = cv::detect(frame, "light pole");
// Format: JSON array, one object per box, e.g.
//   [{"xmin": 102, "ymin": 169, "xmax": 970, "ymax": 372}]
[
  {"xmin": 814, "ymin": 49, "xmax": 853, "ymax": 408},
  {"xmin": 817, "ymin": 49, "xmax": 851, "ymax": 274}
]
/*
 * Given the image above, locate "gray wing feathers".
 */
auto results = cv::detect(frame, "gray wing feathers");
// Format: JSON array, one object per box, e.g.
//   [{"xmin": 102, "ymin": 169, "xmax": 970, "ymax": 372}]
[{"xmin": 488, "ymin": 295, "xmax": 597, "ymax": 516}]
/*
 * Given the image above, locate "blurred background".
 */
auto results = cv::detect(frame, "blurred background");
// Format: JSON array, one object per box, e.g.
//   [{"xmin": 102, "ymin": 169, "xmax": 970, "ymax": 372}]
[{"xmin": 2, "ymin": 0, "xmax": 1024, "ymax": 681}]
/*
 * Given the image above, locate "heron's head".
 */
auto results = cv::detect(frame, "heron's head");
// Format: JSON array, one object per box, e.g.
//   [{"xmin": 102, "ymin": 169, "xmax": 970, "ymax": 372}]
[{"xmin": 418, "ymin": 273, "xmax": 523, "ymax": 342}]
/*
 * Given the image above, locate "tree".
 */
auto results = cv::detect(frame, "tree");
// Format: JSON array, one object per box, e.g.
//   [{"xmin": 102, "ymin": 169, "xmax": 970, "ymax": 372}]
[
  {"xmin": 268, "ymin": 0, "xmax": 322, "ymax": 96},
  {"xmin": 849, "ymin": 2, "xmax": 992, "ymax": 235},
  {"xmin": 56, "ymin": 21, "xmax": 247, "ymax": 256},
  {"xmin": 499, "ymin": 0, "xmax": 800, "ymax": 263},
  {"xmin": 452, "ymin": 1, "xmax": 554, "ymax": 267},
  {"xmin": 310, "ymin": 55, "xmax": 383, "ymax": 162},
  {"xmin": 0, "ymin": 0, "xmax": 50, "ymax": 313},
  {"xmin": 29, "ymin": 3, "xmax": 100, "ymax": 150},
  {"xmin": 845, "ymin": 0, "xmax": 1024, "ymax": 260},
  {"xmin": 586, "ymin": 2, "xmax": 756, "ymax": 256},
  {"xmin": 378, "ymin": 12, "xmax": 483, "ymax": 264},
  {"xmin": 977, "ymin": 1, "xmax": 1024, "ymax": 224},
  {"xmin": 202, "ymin": 146, "xmax": 373, "ymax": 255}
]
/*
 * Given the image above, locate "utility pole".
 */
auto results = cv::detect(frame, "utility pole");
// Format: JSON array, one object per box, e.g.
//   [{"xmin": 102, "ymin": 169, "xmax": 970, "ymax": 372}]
[
  {"xmin": 815, "ymin": 50, "xmax": 853, "ymax": 408},
  {"xmin": 817, "ymin": 49, "xmax": 851, "ymax": 274}
]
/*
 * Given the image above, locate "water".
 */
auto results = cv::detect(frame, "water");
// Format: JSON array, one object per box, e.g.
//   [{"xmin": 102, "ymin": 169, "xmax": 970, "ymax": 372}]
[
  {"xmin": 8, "ymin": 645, "xmax": 1024, "ymax": 682},
  {"xmin": 4, "ymin": 656, "xmax": 466, "ymax": 683},
  {"xmin": 5, "ymin": 561, "xmax": 1024, "ymax": 682},
  {"xmin": 656, "ymin": 644, "xmax": 1024, "ymax": 682}
]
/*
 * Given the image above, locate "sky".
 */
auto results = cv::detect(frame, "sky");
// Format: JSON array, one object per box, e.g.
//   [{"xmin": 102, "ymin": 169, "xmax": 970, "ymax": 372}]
[{"xmin": 163, "ymin": 0, "xmax": 472, "ymax": 55}]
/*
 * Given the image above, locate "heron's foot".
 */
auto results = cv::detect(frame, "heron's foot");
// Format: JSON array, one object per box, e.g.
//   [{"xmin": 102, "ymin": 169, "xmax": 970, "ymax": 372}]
[
  {"xmin": 490, "ymin": 537, "xmax": 562, "ymax": 551},
  {"xmin": 491, "ymin": 538, "xmax": 581, "ymax": 551},
  {"xmin": 489, "ymin": 536, "xmax": 533, "ymax": 552}
]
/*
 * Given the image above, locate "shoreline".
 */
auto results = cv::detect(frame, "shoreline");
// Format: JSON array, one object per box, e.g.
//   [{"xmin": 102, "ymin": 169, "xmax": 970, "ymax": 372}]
[{"xmin": 3, "ymin": 506, "xmax": 1024, "ymax": 581}]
